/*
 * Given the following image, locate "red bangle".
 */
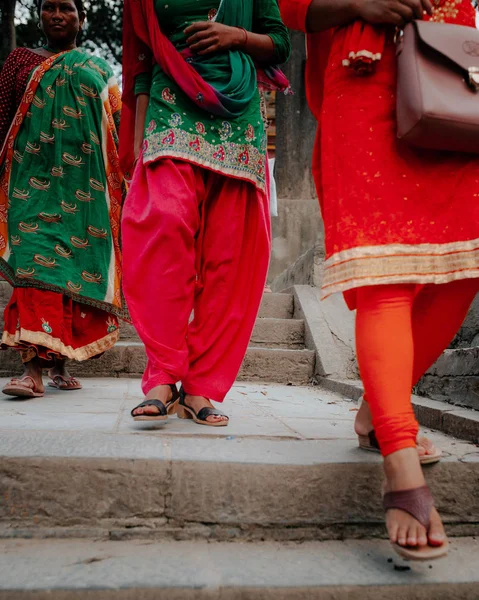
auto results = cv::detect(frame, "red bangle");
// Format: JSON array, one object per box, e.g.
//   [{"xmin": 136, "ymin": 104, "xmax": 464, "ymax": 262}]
[{"xmin": 238, "ymin": 27, "xmax": 248, "ymax": 48}]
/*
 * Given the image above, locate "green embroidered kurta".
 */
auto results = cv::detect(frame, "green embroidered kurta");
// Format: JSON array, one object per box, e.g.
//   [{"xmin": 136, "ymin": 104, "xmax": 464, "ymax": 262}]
[{"xmin": 135, "ymin": 0, "xmax": 290, "ymax": 190}]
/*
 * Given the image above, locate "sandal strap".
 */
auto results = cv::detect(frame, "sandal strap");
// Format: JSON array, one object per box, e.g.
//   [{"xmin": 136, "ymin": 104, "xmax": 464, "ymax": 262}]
[
  {"xmin": 131, "ymin": 399, "xmax": 167, "ymax": 417},
  {"xmin": 11, "ymin": 376, "xmax": 36, "ymax": 389},
  {"xmin": 196, "ymin": 406, "xmax": 227, "ymax": 422},
  {"xmin": 179, "ymin": 387, "xmax": 228, "ymax": 421},
  {"xmin": 383, "ymin": 485, "xmax": 434, "ymax": 529},
  {"xmin": 165, "ymin": 384, "xmax": 179, "ymax": 408}
]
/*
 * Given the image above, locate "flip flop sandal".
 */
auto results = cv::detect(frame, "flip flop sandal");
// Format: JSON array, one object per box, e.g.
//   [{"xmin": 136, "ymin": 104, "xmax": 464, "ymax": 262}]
[
  {"xmin": 177, "ymin": 387, "xmax": 229, "ymax": 427},
  {"xmin": 383, "ymin": 485, "xmax": 449, "ymax": 561},
  {"xmin": 48, "ymin": 374, "xmax": 83, "ymax": 391},
  {"xmin": 2, "ymin": 376, "xmax": 44, "ymax": 398},
  {"xmin": 358, "ymin": 430, "xmax": 442, "ymax": 465},
  {"xmin": 131, "ymin": 384, "xmax": 180, "ymax": 422}
]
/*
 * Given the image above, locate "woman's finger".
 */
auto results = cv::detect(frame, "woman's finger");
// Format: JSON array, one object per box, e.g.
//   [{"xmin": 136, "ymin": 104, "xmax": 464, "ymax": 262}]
[
  {"xmin": 186, "ymin": 29, "xmax": 211, "ymax": 46},
  {"xmin": 189, "ymin": 37, "xmax": 216, "ymax": 52},
  {"xmin": 400, "ymin": 0, "xmax": 424, "ymax": 20},
  {"xmin": 393, "ymin": 3, "xmax": 415, "ymax": 23},
  {"xmin": 197, "ymin": 43, "xmax": 219, "ymax": 56},
  {"xmin": 184, "ymin": 20, "xmax": 210, "ymax": 35}
]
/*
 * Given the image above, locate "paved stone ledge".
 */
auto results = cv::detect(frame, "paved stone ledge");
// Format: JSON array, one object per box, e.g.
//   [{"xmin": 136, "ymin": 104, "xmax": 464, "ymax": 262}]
[{"xmin": 1, "ymin": 538, "xmax": 478, "ymax": 600}]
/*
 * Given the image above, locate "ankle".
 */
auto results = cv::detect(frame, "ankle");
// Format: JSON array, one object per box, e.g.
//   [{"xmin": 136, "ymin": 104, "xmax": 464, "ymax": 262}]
[
  {"xmin": 384, "ymin": 447, "xmax": 425, "ymax": 491},
  {"xmin": 146, "ymin": 384, "xmax": 173, "ymax": 402}
]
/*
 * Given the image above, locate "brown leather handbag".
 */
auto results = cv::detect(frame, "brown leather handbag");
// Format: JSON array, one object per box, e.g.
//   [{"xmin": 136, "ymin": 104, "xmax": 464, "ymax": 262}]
[{"xmin": 396, "ymin": 20, "xmax": 479, "ymax": 153}]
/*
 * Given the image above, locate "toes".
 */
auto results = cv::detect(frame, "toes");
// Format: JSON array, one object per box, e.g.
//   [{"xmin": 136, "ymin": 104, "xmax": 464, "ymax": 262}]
[
  {"xmin": 388, "ymin": 520, "xmax": 399, "ymax": 544},
  {"xmin": 406, "ymin": 524, "xmax": 419, "ymax": 547},
  {"xmin": 428, "ymin": 509, "xmax": 446, "ymax": 546},
  {"xmin": 417, "ymin": 525, "xmax": 428, "ymax": 547},
  {"xmin": 397, "ymin": 525, "xmax": 408, "ymax": 547}
]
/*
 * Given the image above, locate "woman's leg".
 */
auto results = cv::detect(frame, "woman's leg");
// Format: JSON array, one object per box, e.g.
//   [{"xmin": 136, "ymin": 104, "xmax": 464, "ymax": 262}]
[
  {"xmin": 121, "ymin": 159, "xmax": 203, "ymax": 412},
  {"xmin": 181, "ymin": 173, "xmax": 271, "ymax": 417},
  {"xmin": 355, "ymin": 279, "xmax": 479, "ymax": 452},
  {"xmin": 355, "ymin": 284, "xmax": 445, "ymax": 548}
]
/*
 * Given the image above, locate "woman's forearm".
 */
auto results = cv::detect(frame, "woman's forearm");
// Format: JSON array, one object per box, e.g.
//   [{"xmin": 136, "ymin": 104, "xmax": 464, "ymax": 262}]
[
  {"xmin": 237, "ymin": 30, "xmax": 276, "ymax": 64},
  {"xmin": 306, "ymin": 0, "xmax": 359, "ymax": 32},
  {"xmin": 134, "ymin": 93, "xmax": 149, "ymax": 160}
]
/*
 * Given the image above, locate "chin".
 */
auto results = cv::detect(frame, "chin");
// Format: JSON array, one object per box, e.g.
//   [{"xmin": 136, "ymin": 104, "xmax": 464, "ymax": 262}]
[{"xmin": 47, "ymin": 31, "xmax": 76, "ymax": 46}]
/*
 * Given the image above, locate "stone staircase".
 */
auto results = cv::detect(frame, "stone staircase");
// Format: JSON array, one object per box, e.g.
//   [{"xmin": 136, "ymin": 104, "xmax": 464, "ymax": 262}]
[
  {"xmin": 1, "ymin": 278, "xmax": 479, "ymax": 598},
  {"xmin": 0, "ymin": 280, "xmax": 316, "ymax": 384}
]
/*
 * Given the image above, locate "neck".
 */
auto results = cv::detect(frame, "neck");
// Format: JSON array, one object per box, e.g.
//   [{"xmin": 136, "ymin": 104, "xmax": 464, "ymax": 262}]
[{"xmin": 45, "ymin": 41, "xmax": 77, "ymax": 53}]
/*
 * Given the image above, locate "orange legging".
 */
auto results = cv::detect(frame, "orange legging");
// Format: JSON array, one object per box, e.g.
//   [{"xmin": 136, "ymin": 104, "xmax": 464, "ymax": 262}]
[{"xmin": 356, "ymin": 280, "xmax": 479, "ymax": 457}]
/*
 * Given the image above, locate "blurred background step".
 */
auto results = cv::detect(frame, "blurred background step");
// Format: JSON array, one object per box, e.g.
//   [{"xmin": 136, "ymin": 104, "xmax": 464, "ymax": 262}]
[{"xmin": 0, "ymin": 342, "xmax": 316, "ymax": 385}]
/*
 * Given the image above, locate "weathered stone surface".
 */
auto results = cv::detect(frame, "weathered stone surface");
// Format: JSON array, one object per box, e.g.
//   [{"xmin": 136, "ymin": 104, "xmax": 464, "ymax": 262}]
[
  {"xmin": 442, "ymin": 410, "xmax": 479, "ymax": 444},
  {"xmin": 270, "ymin": 201, "xmax": 323, "ymax": 283},
  {"xmin": 428, "ymin": 348, "xmax": 479, "ymax": 378},
  {"xmin": 453, "ymin": 295, "xmax": 479, "ymax": 348},
  {"xmin": 290, "ymin": 286, "xmax": 358, "ymax": 380},
  {"xmin": 272, "ymin": 244, "xmax": 325, "ymax": 291},
  {"xmin": 2, "ymin": 538, "xmax": 479, "ymax": 600},
  {"xmin": 238, "ymin": 347, "xmax": 315, "ymax": 384},
  {"xmin": 258, "ymin": 293, "xmax": 294, "ymax": 319},
  {"xmin": 250, "ymin": 318, "xmax": 305, "ymax": 349},
  {"xmin": 1, "ymin": 458, "xmax": 168, "ymax": 527}
]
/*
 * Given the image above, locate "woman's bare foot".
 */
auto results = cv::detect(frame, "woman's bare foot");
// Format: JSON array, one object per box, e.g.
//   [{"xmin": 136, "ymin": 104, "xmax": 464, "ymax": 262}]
[
  {"xmin": 132, "ymin": 385, "xmax": 175, "ymax": 417},
  {"xmin": 355, "ymin": 398, "xmax": 440, "ymax": 459},
  {"xmin": 384, "ymin": 447, "xmax": 446, "ymax": 550},
  {"xmin": 183, "ymin": 394, "xmax": 228, "ymax": 424}
]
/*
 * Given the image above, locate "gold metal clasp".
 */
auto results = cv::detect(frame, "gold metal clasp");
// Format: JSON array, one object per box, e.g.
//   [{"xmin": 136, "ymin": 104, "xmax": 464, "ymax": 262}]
[{"xmin": 467, "ymin": 67, "xmax": 479, "ymax": 92}]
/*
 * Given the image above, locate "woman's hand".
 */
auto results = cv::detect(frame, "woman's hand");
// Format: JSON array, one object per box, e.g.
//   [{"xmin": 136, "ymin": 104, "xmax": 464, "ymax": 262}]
[
  {"xmin": 184, "ymin": 21, "xmax": 244, "ymax": 55},
  {"xmin": 355, "ymin": 0, "xmax": 433, "ymax": 26}
]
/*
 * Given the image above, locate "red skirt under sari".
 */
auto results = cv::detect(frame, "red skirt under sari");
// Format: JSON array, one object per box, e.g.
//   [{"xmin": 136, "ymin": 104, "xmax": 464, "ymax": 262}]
[{"xmin": 2, "ymin": 288, "xmax": 119, "ymax": 365}]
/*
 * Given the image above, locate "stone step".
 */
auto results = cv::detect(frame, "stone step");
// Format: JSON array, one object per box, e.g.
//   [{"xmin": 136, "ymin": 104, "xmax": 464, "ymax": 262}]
[
  {"xmin": 0, "ymin": 342, "xmax": 315, "ymax": 385},
  {"xmin": 121, "ymin": 317, "xmax": 305, "ymax": 349},
  {"xmin": 1, "ymin": 537, "xmax": 478, "ymax": 600},
  {"xmin": 0, "ymin": 416, "xmax": 477, "ymax": 540}
]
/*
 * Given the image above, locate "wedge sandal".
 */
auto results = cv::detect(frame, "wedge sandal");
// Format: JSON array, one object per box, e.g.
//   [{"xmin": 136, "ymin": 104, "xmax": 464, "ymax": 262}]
[
  {"xmin": 383, "ymin": 485, "xmax": 449, "ymax": 561},
  {"xmin": 358, "ymin": 430, "xmax": 442, "ymax": 465},
  {"xmin": 131, "ymin": 384, "xmax": 180, "ymax": 422},
  {"xmin": 177, "ymin": 387, "xmax": 229, "ymax": 427}
]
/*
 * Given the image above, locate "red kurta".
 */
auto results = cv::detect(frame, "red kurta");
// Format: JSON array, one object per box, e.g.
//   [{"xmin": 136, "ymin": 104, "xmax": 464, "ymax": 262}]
[{"xmin": 280, "ymin": 0, "xmax": 479, "ymax": 309}]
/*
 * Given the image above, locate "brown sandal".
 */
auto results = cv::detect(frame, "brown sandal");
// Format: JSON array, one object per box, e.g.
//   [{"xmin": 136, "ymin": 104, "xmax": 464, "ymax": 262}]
[
  {"xmin": 358, "ymin": 430, "xmax": 442, "ymax": 465},
  {"xmin": 131, "ymin": 384, "xmax": 180, "ymax": 422},
  {"xmin": 2, "ymin": 376, "xmax": 44, "ymax": 398},
  {"xmin": 383, "ymin": 485, "xmax": 449, "ymax": 561}
]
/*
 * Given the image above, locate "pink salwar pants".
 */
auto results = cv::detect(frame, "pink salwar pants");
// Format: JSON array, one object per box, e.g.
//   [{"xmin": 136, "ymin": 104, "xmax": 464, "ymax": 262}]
[{"xmin": 121, "ymin": 158, "xmax": 271, "ymax": 402}]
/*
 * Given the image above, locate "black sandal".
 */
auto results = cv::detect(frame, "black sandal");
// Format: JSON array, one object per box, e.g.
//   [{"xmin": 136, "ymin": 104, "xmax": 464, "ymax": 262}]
[
  {"xmin": 131, "ymin": 384, "xmax": 180, "ymax": 422},
  {"xmin": 177, "ymin": 387, "xmax": 229, "ymax": 427}
]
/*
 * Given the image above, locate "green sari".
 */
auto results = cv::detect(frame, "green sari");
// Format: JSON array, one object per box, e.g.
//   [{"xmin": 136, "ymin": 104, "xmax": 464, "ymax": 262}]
[{"xmin": 0, "ymin": 48, "xmax": 126, "ymax": 318}]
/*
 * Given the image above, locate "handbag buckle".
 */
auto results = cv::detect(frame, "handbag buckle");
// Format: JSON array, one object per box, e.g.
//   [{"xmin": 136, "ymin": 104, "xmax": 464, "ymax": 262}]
[{"xmin": 467, "ymin": 67, "xmax": 479, "ymax": 92}]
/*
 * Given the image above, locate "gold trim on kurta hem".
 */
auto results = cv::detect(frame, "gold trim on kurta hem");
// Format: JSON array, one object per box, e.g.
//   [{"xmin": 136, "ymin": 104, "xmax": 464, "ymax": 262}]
[
  {"xmin": 143, "ymin": 151, "xmax": 266, "ymax": 193},
  {"xmin": 1, "ymin": 327, "xmax": 119, "ymax": 361},
  {"xmin": 320, "ymin": 238, "xmax": 479, "ymax": 299}
]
